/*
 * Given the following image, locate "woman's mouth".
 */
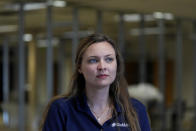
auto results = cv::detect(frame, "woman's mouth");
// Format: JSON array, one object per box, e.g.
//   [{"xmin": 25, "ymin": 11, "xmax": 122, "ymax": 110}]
[{"xmin": 96, "ymin": 74, "xmax": 109, "ymax": 79}]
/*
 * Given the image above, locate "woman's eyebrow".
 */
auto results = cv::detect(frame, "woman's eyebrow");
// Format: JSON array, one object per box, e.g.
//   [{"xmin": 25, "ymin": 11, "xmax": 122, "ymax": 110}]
[
  {"xmin": 88, "ymin": 56, "xmax": 98, "ymax": 58},
  {"xmin": 105, "ymin": 54, "xmax": 115, "ymax": 57},
  {"xmin": 87, "ymin": 54, "xmax": 115, "ymax": 58}
]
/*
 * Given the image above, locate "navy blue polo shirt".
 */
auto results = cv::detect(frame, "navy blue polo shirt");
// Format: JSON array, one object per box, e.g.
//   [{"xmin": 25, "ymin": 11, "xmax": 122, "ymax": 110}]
[{"xmin": 42, "ymin": 95, "xmax": 151, "ymax": 131}]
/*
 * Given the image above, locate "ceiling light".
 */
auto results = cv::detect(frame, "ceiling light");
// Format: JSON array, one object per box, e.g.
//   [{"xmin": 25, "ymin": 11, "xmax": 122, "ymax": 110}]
[
  {"xmin": 37, "ymin": 38, "xmax": 59, "ymax": 48},
  {"xmin": 4, "ymin": 1, "xmax": 66, "ymax": 11},
  {"xmin": 25, "ymin": 3, "xmax": 46, "ymax": 10},
  {"xmin": 0, "ymin": 25, "xmax": 17, "ymax": 33},
  {"xmin": 53, "ymin": 1, "xmax": 66, "ymax": 7},
  {"xmin": 164, "ymin": 13, "xmax": 174, "ymax": 20},
  {"xmin": 116, "ymin": 14, "xmax": 155, "ymax": 22},
  {"xmin": 153, "ymin": 12, "xmax": 174, "ymax": 20},
  {"xmin": 24, "ymin": 34, "xmax": 33, "ymax": 42},
  {"xmin": 119, "ymin": 12, "xmax": 174, "ymax": 22},
  {"xmin": 153, "ymin": 12, "xmax": 164, "ymax": 19},
  {"xmin": 130, "ymin": 27, "xmax": 161, "ymax": 36},
  {"xmin": 123, "ymin": 14, "xmax": 140, "ymax": 22}
]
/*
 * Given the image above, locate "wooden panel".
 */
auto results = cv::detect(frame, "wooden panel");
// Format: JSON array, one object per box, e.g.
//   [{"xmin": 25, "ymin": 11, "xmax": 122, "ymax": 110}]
[{"xmin": 153, "ymin": 60, "xmax": 174, "ymax": 107}]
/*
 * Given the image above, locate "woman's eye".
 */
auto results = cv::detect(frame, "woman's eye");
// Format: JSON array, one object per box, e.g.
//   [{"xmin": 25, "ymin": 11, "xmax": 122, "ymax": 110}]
[
  {"xmin": 88, "ymin": 59, "xmax": 98, "ymax": 63},
  {"xmin": 105, "ymin": 57, "xmax": 113, "ymax": 63}
]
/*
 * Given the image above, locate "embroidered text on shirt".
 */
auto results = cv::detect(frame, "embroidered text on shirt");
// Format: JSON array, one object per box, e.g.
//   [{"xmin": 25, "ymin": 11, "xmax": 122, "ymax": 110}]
[{"xmin": 111, "ymin": 122, "xmax": 129, "ymax": 127}]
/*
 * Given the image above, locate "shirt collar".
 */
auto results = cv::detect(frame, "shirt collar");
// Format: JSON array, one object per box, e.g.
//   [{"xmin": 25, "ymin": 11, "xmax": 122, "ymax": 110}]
[
  {"xmin": 75, "ymin": 93, "xmax": 122, "ymax": 113},
  {"xmin": 75, "ymin": 94, "xmax": 89, "ymax": 113}
]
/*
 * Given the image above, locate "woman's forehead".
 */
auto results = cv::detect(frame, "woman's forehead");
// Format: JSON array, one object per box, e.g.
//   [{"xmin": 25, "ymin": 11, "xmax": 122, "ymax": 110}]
[{"xmin": 83, "ymin": 42, "xmax": 116, "ymax": 57}]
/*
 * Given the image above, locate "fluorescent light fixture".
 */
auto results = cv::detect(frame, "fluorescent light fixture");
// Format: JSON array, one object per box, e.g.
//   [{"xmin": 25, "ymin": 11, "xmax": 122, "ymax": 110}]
[
  {"xmin": 144, "ymin": 15, "xmax": 156, "ymax": 21},
  {"xmin": 123, "ymin": 14, "xmax": 155, "ymax": 22},
  {"xmin": 37, "ymin": 38, "xmax": 59, "ymax": 48},
  {"xmin": 130, "ymin": 27, "xmax": 161, "ymax": 36},
  {"xmin": 153, "ymin": 12, "xmax": 164, "ymax": 19},
  {"xmin": 24, "ymin": 3, "xmax": 46, "ymax": 11},
  {"xmin": 0, "ymin": 25, "xmax": 17, "ymax": 33},
  {"xmin": 53, "ymin": 1, "xmax": 66, "ymax": 7},
  {"xmin": 4, "ymin": 1, "xmax": 66, "ymax": 11},
  {"xmin": 4, "ymin": 3, "xmax": 46, "ymax": 11},
  {"xmin": 153, "ymin": 12, "xmax": 174, "ymax": 20},
  {"xmin": 164, "ymin": 13, "xmax": 174, "ymax": 20},
  {"xmin": 116, "ymin": 12, "xmax": 174, "ymax": 22},
  {"xmin": 123, "ymin": 14, "xmax": 141, "ymax": 22},
  {"xmin": 115, "ymin": 14, "xmax": 155, "ymax": 22},
  {"xmin": 63, "ymin": 30, "xmax": 94, "ymax": 38},
  {"xmin": 24, "ymin": 34, "xmax": 33, "ymax": 42}
]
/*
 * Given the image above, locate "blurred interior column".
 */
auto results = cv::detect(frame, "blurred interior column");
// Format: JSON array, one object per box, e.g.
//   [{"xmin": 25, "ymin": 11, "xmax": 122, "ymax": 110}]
[
  {"xmin": 18, "ymin": 2, "xmax": 25, "ymax": 131},
  {"xmin": 96, "ymin": 10, "xmax": 103, "ymax": 33},
  {"xmin": 193, "ymin": 20, "xmax": 196, "ymax": 129},
  {"xmin": 139, "ymin": 14, "xmax": 147, "ymax": 83},
  {"xmin": 118, "ymin": 12, "xmax": 125, "ymax": 57},
  {"xmin": 57, "ymin": 40, "xmax": 66, "ymax": 94},
  {"xmin": 27, "ymin": 38, "xmax": 37, "ymax": 130},
  {"xmin": 176, "ymin": 19, "xmax": 183, "ymax": 131},
  {"xmin": 2, "ymin": 37, "xmax": 10, "ymax": 125},
  {"xmin": 46, "ymin": 1, "xmax": 54, "ymax": 101},
  {"xmin": 72, "ymin": 7, "xmax": 79, "ymax": 68},
  {"xmin": 157, "ymin": 17, "xmax": 166, "ymax": 131}
]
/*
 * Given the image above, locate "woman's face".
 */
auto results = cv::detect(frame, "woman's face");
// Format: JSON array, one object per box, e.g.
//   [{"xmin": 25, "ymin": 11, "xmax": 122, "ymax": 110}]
[{"xmin": 79, "ymin": 41, "xmax": 117, "ymax": 88}]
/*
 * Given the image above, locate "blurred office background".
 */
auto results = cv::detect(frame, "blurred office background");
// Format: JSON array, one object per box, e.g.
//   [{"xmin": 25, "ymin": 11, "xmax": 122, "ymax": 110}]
[{"xmin": 0, "ymin": 0, "xmax": 196, "ymax": 131}]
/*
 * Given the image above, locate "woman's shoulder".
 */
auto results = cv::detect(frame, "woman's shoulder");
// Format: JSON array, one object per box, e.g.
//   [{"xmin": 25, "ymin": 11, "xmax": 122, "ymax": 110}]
[
  {"xmin": 130, "ymin": 97, "xmax": 146, "ymax": 112},
  {"xmin": 42, "ymin": 96, "xmax": 74, "ymax": 130},
  {"xmin": 130, "ymin": 97, "xmax": 151, "ymax": 130},
  {"xmin": 49, "ymin": 96, "xmax": 75, "ymax": 111}
]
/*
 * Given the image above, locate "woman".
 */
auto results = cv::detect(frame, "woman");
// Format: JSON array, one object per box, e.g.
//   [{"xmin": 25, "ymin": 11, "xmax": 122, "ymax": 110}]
[{"xmin": 41, "ymin": 34, "xmax": 151, "ymax": 131}]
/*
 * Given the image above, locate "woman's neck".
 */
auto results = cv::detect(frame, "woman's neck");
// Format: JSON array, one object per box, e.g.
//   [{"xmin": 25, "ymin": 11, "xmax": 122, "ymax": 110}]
[{"xmin": 85, "ymin": 85, "xmax": 110, "ymax": 110}]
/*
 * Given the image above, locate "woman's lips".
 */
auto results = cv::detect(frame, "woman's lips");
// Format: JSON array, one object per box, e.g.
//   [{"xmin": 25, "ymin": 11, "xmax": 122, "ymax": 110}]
[{"xmin": 96, "ymin": 74, "xmax": 109, "ymax": 79}]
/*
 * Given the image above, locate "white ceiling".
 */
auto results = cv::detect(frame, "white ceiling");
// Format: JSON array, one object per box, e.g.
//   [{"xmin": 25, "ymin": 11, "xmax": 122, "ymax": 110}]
[
  {"xmin": 0, "ymin": 0, "xmax": 195, "ymax": 39},
  {"xmin": 66, "ymin": 0, "xmax": 196, "ymax": 19}
]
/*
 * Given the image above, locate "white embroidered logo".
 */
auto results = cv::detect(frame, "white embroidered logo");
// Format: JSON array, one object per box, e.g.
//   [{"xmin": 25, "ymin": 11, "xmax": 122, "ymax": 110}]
[{"xmin": 111, "ymin": 122, "xmax": 129, "ymax": 127}]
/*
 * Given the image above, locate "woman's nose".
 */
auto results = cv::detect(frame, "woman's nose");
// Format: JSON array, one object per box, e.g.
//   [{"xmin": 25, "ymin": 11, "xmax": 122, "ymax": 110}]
[{"xmin": 97, "ymin": 60, "xmax": 106, "ymax": 70}]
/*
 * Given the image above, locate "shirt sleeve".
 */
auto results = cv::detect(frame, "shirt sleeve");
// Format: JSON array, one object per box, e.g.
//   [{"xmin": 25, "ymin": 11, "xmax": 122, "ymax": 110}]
[
  {"xmin": 42, "ymin": 101, "xmax": 67, "ymax": 131},
  {"xmin": 131, "ymin": 98, "xmax": 151, "ymax": 131}
]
